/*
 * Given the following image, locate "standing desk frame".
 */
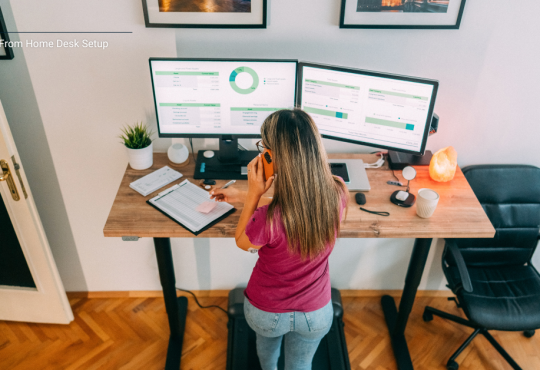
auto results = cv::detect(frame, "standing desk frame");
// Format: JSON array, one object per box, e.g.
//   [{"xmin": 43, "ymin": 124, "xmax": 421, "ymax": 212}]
[{"xmin": 104, "ymin": 153, "xmax": 494, "ymax": 370}]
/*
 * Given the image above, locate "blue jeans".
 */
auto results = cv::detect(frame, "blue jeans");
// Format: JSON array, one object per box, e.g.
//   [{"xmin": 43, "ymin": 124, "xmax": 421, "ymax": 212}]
[{"xmin": 244, "ymin": 298, "xmax": 334, "ymax": 370}]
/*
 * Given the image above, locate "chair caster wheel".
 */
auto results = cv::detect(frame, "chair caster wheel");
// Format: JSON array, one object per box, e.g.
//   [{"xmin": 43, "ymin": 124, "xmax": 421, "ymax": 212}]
[
  {"xmin": 524, "ymin": 330, "xmax": 535, "ymax": 338},
  {"xmin": 422, "ymin": 310, "xmax": 433, "ymax": 322},
  {"xmin": 446, "ymin": 360, "xmax": 459, "ymax": 370}
]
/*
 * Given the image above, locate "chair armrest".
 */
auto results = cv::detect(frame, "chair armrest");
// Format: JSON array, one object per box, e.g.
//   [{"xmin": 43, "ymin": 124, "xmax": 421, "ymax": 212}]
[{"xmin": 445, "ymin": 239, "xmax": 473, "ymax": 293}]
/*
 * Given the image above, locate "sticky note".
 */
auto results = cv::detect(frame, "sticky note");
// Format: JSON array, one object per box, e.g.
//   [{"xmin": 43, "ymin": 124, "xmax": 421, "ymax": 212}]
[{"xmin": 196, "ymin": 201, "xmax": 218, "ymax": 214}]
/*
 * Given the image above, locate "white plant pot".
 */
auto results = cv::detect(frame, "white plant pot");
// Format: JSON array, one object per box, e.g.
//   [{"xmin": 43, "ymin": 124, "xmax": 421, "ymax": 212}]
[{"xmin": 126, "ymin": 142, "xmax": 153, "ymax": 170}]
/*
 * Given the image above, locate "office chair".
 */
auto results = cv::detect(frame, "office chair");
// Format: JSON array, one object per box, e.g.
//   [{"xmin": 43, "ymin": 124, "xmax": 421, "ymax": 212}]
[{"xmin": 423, "ymin": 165, "xmax": 540, "ymax": 370}]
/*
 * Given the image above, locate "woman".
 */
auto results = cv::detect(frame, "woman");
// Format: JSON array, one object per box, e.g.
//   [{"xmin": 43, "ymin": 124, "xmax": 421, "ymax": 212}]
[{"xmin": 211, "ymin": 109, "xmax": 348, "ymax": 370}]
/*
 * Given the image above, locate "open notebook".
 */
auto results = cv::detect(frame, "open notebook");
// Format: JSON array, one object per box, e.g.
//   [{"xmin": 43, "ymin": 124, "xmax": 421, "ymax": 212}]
[{"xmin": 147, "ymin": 179, "xmax": 235, "ymax": 235}]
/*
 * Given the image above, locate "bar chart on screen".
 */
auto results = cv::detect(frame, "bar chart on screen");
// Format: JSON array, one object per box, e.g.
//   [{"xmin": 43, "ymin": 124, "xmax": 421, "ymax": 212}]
[{"xmin": 301, "ymin": 66, "xmax": 434, "ymax": 151}]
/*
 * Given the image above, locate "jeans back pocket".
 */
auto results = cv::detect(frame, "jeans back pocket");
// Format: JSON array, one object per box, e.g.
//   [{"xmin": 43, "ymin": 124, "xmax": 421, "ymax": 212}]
[
  {"xmin": 244, "ymin": 299, "xmax": 281, "ymax": 334},
  {"xmin": 304, "ymin": 301, "xmax": 333, "ymax": 332}
]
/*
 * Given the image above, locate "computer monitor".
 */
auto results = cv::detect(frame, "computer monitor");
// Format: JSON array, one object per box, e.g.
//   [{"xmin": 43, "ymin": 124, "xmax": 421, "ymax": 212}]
[
  {"xmin": 297, "ymin": 62, "xmax": 439, "ymax": 157},
  {"xmin": 150, "ymin": 58, "xmax": 298, "ymax": 138},
  {"xmin": 150, "ymin": 58, "xmax": 297, "ymax": 179}
]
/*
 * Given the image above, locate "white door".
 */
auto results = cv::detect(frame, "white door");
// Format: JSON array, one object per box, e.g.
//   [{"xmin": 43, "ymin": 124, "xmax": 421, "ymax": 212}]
[{"xmin": 0, "ymin": 99, "xmax": 73, "ymax": 324}]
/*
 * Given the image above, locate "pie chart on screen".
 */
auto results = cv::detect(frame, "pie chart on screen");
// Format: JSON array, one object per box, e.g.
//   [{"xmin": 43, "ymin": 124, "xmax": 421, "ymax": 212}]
[{"xmin": 229, "ymin": 66, "xmax": 259, "ymax": 94}]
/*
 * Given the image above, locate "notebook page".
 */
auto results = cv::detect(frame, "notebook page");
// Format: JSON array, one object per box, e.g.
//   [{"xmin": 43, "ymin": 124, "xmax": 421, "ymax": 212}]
[{"xmin": 150, "ymin": 180, "xmax": 233, "ymax": 232}]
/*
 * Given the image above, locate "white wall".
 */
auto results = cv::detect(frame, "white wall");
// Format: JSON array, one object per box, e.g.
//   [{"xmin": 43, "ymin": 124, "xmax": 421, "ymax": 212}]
[
  {"xmin": 3, "ymin": 0, "xmax": 539, "ymax": 292},
  {"xmin": 0, "ymin": 0, "xmax": 87, "ymax": 291}
]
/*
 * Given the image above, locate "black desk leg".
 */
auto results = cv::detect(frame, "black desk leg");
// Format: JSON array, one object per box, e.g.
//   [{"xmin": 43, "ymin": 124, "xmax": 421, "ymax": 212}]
[
  {"xmin": 154, "ymin": 237, "xmax": 188, "ymax": 370},
  {"xmin": 381, "ymin": 238, "xmax": 432, "ymax": 370}
]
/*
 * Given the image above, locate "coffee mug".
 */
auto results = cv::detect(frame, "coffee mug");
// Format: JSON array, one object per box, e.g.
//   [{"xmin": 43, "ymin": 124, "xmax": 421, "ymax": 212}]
[{"xmin": 416, "ymin": 188, "xmax": 440, "ymax": 218}]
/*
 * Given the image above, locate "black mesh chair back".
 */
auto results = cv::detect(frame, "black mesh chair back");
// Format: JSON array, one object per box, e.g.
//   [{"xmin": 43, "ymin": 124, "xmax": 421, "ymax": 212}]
[
  {"xmin": 447, "ymin": 165, "xmax": 540, "ymax": 267},
  {"xmin": 425, "ymin": 164, "xmax": 540, "ymax": 370}
]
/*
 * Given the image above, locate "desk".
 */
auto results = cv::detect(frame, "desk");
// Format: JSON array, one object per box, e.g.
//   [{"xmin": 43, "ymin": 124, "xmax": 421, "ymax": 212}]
[{"xmin": 104, "ymin": 153, "xmax": 494, "ymax": 370}]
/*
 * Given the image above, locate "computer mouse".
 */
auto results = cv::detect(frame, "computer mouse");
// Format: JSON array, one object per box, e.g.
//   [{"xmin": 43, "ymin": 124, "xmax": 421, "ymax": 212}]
[
  {"xmin": 355, "ymin": 193, "xmax": 366, "ymax": 205},
  {"xmin": 203, "ymin": 150, "xmax": 215, "ymax": 158}
]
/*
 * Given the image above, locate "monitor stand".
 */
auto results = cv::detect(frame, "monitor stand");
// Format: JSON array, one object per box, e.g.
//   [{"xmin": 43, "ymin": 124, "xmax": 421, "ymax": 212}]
[
  {"xmin": 193, "ymin": 135, "xmax": 259, "ymax": 180},
  {"xmin": 387, "ymin": 150, "xmax": 433, "ymax": 170}
]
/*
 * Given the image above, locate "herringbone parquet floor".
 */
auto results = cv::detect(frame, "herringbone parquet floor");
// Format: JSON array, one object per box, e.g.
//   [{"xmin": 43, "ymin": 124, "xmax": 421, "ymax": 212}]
[{"xmin": 1, "ymin": 294, "xmax": 539, "ymax": 370}]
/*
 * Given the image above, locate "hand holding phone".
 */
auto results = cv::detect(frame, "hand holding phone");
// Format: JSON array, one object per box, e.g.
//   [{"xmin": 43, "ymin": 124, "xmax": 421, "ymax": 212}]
[{"xmin": 246, "ymin": 155, "xmax": 274, "ymax": 199}]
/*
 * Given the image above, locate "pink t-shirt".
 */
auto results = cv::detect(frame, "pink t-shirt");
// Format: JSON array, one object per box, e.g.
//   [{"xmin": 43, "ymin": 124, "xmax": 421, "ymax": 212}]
[{"xmin": 244, "ymin": 195, "xmax": 346, "ymax": 313}]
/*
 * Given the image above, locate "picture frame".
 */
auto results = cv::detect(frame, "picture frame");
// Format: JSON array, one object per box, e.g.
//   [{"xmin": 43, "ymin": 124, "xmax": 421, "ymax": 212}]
[
  {"xmin": 142, "ymin": 0, "xmax": 267, "ymax": 29},
  {"xmin": 0, "ymin": 7, "xmax": 14, "ymax": 60},
  {"xmin": 340, "ymin": 0, "xmax": 467, "ymax": 29}
]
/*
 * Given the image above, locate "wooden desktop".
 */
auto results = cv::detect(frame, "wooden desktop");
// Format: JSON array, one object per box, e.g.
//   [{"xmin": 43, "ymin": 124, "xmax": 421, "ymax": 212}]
[
  {"xmin": 104, "ymin": 153, "xmax": 493, "ymax": 239},
  {"xmin": 103, "ymin": 152, "xmax": 495, "ymax": 370}
]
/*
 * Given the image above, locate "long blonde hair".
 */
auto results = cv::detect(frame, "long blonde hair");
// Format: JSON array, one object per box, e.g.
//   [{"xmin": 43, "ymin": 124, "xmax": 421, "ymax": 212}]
[{"xmin": 261, "ymin": 109, "xmax": 348, "ymax": 260}]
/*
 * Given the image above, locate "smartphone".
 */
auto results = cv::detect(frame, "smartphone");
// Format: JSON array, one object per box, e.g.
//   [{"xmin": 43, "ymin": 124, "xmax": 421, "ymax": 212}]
[{"xmin": 262, "ymin": 149, "xmax": 274, "ymax": 181}]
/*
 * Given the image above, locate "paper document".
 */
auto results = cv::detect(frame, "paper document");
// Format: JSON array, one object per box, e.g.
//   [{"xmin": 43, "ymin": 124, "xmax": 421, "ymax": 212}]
[
  {"xmin": 130, "ymin": 166, "xmax": 183, "ymax": 196},
  {"xmin": 148, "ymin": 180, "xmax": 234, "ymax": 234}
]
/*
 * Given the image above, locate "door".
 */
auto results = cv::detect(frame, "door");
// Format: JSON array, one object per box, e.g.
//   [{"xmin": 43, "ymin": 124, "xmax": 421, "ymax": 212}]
[{"xmin": 0, "ymin": 99, "xmax": 73, "ymax": 324}]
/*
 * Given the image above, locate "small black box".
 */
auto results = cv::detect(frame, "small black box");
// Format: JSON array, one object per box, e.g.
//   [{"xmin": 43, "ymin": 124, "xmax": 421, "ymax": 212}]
[{"xmin": 388, "ymin": 150, "xmax": 433, "ymax": 170}]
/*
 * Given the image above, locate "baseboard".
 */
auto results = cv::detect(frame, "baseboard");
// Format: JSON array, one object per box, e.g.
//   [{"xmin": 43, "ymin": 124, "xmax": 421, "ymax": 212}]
[
  {"xmin": 66, "ymin": 290, "xmax": 231, "ymax": 298},
  {"xmin": 67, "ymin": 289, "xmax": 453, "ymax": 299},
  {"xmin": 339, "ymin": 290, "xmax": 453, "ymax": 297}
]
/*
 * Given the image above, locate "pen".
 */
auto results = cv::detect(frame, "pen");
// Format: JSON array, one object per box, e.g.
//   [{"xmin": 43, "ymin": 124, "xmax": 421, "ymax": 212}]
[{"xmin": 221, "ymin": 180, "xmax": 236, "ymax": 189}]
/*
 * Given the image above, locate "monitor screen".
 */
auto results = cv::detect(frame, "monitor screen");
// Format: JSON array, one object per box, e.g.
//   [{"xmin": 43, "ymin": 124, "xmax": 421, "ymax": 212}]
[
  {"xmin": 298, "ymin": 63, "xmax": 438, "ymax": 155},
  {"xmin": 150, "ymin": 59, "xmax": 298, "ymax": 138}
]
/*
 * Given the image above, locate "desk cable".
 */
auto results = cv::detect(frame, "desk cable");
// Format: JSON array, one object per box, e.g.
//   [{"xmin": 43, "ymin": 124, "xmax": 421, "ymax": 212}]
[
  {"xmin": 368, "ymin": 151, "xmax": 405, "ymax": 186},
  {"xmin": 189, "ymin": 138, "xmax": 197, "ymax": 164},
  {"xmin": 390, "ymin": 168, "xmax": 405, "ymax": 186},
  {"xmin": 359, "ymin": 207, "xmax": 390, "ymax": 217},
  {"xmin": 364, "ymin": 152, "xmax": 385, "ymax": 169},
  {"xmin": 176, "ymin": 287, "xmax": 228, "ymax": 315}
]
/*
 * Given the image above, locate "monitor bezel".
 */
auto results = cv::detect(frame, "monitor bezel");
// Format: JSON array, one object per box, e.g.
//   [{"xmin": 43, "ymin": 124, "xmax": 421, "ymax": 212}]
[
  {"xmin": 149, "ymin": 58, "xmax": 298, "ymax": 139},
  {"xmin": 296, "ymin": 62, "xmax": 439, "ymax": 156}
]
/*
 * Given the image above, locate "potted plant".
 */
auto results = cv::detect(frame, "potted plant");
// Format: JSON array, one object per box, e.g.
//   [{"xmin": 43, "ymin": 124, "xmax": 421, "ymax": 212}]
[{"xmin": 120, "ymin": 122, "xmax": 154, "ymax": 170}]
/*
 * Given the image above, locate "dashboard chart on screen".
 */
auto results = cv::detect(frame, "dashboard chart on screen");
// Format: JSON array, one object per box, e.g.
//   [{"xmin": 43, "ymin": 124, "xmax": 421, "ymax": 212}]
[
  {"xmin": 150, "ymin": 59, "xmax": 297, "ymax": 136},
  {"xmin": 299, "ymin": 65, "xmax": 436, "ymax": 153}
]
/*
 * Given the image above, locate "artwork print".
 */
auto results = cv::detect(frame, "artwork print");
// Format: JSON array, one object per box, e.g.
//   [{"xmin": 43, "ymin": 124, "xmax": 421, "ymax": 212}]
[
  {"xmin": 143, "ymin": 0, "xmax": 266, "ymax": 28},
  {"xmin": 356, "ymin": 0, "xmax": 450, "ymax": 13},
  {"xmin": 158, "ymin": 0, "xmax": 252, "ymax": 13},
  {"xmin": 340, "ymin": 0, "xmax": 466, "ymax": 29}
]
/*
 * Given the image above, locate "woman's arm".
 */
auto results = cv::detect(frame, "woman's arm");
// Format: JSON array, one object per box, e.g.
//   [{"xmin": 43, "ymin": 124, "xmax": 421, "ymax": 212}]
[
  {"xmin": 235, "ymin": 193, "xmax": 263, "ymax": 251},
  {"xmin": 209, "ymin": 188, "xmax": 272, "ymax": 207},
  {"xmin": 234, "ymin": 155, "xmax": 274, "ymax": 251},
  {"xmin": 209, "ymin": 155, "xmax": 273, "ymax": 251}
]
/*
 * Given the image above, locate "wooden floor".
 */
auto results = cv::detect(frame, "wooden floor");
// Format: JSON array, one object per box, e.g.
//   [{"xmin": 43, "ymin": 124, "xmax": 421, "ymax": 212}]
[{"xmin": 1, "ymin": 295, "xmax": 539, "ymax": 370}]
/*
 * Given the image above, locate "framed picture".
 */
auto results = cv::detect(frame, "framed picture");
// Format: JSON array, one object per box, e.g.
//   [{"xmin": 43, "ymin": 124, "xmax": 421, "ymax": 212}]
[
  {"xmin": 142, "ymin": 0, "xmax": 266, "ymax": 28},
  {"xmin": 340, "ymin": 0, "xmax": 467, "ymax": 29},
  {"xmin": 0, "ymin": 7, "xmax": 14, "ymax": 60}
]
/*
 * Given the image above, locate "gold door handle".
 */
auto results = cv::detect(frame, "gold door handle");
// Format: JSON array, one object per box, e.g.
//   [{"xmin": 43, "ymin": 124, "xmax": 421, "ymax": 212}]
[
  {"xmin": 0, "ymin": 159, "xmax": 20, "ymax": 201},
  {"xmin": 11, "ymin": 156, "xmax": 28, "ymax": 199}
]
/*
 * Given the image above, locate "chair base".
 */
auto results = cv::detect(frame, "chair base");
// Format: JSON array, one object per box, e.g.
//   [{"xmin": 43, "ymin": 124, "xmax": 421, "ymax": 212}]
[{"xmin": 424, "ymin": 306, "xmax": 526, "ymax": 370}]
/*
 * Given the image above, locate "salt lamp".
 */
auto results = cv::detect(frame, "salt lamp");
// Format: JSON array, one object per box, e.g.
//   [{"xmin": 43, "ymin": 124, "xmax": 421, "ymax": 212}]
[{"xmin": 429, "ymin": 146, "xmax": 457, "ymax": 182}]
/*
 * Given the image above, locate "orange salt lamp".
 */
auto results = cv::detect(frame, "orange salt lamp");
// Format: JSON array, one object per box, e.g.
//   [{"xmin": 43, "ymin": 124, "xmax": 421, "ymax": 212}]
[{"xmin": 429, "ymin": 146, "xmax": 457, "ymax": 182}]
